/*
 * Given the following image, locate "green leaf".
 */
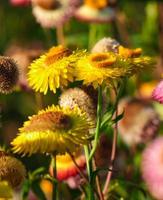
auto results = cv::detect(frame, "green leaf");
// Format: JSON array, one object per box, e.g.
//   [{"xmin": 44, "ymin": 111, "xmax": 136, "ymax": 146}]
[
  {"xmin": 101, "ymin": 111, "xmax": 112, "ymax": 129},
  {"xmin": 22, "ymin": 180, "xmax": 31, "ymax": 200},
  {"xmin": 112, "ymin": 111, "xmax": 124, "ymax": 124},
  {"xmin": 32, "ymin": 167, "xmax": 45, "ymax": 177}
]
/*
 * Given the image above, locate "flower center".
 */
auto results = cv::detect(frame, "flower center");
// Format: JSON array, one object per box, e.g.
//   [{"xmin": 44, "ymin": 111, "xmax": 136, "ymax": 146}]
[
  {"xmin": 118, "ymin": 46, "xmax": 142, "ymax": 58},
  {"xmin": 84, "ymin": 0, "xmax": 108, "ymax": 9},
  {"xmin": 45, "ymin": 45, "xmax": 72, "ymax": 66},
  {"xmin": 0, "ymin": 151, "xmax": 9, "ymax": 157},
  {"xmin": 34, "ymin": 0, "xmax": 60, "ymax": 10},
  {"xmin": 89, "ymin": 53, "xmax": 116, "ymax": 68},
  {"xmin": 23, "ymin": 111, "xmax": 72, "ymax": 132},
  {"xmin": 52, "ymin": 111, "xmax": 72, "ymax": 130}
]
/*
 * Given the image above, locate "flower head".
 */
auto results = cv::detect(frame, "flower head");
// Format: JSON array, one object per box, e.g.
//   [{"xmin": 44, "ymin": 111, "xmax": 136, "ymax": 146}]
[
  {"xmin": 32, "ymin": 0, "xmax": 79, "ymax": 28},
  {"xmin": 152, "ymin": 80, "xmax": 163, "ymax": 104},
  {"xmin": 50, "ymin": 148, "xmax": 85, "ymax": 181},
  {"xmin": 0, "ymin": 56, "xmax": 19, "ymax": 94},
  {"xmin": 11, "ymin": 105, "xmax": 94, "ymax": 155},
  {"xmin": 75, "ymin": 0, "xmax": 115, "ymax": 23},
  {"xmin": 40, "ymin": 179, "xmax": 52, "ymax": 200},
  {"xmin": 75, "ymin": 51, "xmax": 153, "ymax": 88},
  {"xmin": 91, "ymin": 37, "xmax": 120, "ymax": 53},
  {"xmin": 118, "ymin": 98, "xmax": 159, "ymax": 146},
  {"xmin": 5, "ymin": 43, "xmax": 43, "ymax": 91},
  {"xmin": 118, "ymin": 46, "xmax": 142, "ymax": 58},
  {"xmin": 141, "ymin": 137, "xmax": 163, "ymax": 200},
  {"xmin": 28, "ymin": 45, "xmax": 84, "ymax": 94},
  {"xmin": 0, "ymin": 151, "xmax": 26, "ymax": 189},
  {"xmin": 0, "ymin": 181, "xmax": 13, "ymax": 199},
  {"xmin": 59, "ymin": 87, "xmax": 96, "ymax": 120}
]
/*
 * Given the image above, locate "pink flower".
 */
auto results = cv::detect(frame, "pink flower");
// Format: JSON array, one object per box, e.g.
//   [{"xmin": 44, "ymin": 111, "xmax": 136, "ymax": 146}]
[
  {"xmin": 10, "ymin": 0, "xmax": 30, "ymax": 6},
  {"xmin": 31, "ymin": 0, "xmax": 80, "ymax": 28},
  {"xmin": 152, "ymin": 80, "xmax": 163, "ymax": 104},
  {"xmin": 141, "ymin": 137, "xmax": 163, "ymax": 200}
]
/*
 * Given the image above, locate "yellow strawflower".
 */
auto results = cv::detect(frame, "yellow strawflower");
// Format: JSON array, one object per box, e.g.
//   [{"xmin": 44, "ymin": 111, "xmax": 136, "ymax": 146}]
[
  {"xmin": 28, "ymin": 45, "xmax": 85, "ymax": 94},
  {"xmin": 11, "ymin": 105, "xmax": 94, "ymax": 155},
  {"xmin": 0, "ymin": 181, "xmax": 13, "ymax": 199},
  {"xmin": 85, "ymin": 0, "xmax": 108, "ymax": 9},
  {"xmin": 74, "ymin": 51, "xmax": 154, "ymax": 88}
]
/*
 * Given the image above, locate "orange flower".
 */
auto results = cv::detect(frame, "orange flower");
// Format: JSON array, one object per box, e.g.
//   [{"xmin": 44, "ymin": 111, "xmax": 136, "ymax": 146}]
[{"xmin": 50, "ymin": 149, "xmax": 85, "ymax": 181}]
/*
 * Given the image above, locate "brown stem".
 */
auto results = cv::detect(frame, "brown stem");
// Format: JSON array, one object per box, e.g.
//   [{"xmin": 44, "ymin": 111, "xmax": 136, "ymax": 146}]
[
  {"xmin": 103, "ymin": 87, "xmax": 119, "ymax": 196},
  {"xmin": 56, "ymin": 25, "xmax": 65, "ymax": 46},
  {"xmin": 67, "ymin": 150, "xmax": 88, "ymax": 183},
  {"xmin": 92, "ymin": 158, "xmax": 104, "ymax": 200},
  {"xmin": 67, "ymin": 149, "xmax": 101, "ymax": 199}
]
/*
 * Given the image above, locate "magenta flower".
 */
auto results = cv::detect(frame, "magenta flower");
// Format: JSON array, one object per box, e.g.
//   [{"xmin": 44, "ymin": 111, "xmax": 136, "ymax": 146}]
[
  {"xmin": 10, "ymin": 0, "xmax": 30, "ymax": 6},
  {"xmin": 141, "ymin": 137, "xmax": 163, "ymax": 200},
  {"xmin": 152, "ymin": 80, "xmax": 163, "ymax": 104}
]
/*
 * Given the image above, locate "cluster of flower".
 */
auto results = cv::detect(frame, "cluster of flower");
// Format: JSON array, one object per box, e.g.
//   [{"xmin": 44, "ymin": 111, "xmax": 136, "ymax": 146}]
[{"xmin": 0, "ymin": 34, "xmax": 162, "ymax": 199}]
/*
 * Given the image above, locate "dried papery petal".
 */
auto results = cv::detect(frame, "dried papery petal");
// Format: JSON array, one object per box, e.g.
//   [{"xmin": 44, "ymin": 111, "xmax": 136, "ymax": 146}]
[
  {"xmin": 118, "ymin": 46, "xmax": 142, "ymax": 58},
  {"xmin": 28, "ymin": 45, "xmax": 85, "ymax": 94},
  {"xmin": 75, "ymin": 51, "xmax": 154, "ymax": 88}
]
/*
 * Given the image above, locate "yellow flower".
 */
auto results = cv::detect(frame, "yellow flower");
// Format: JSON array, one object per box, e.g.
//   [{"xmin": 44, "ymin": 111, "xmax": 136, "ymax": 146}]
[
  {"xmin": 0, "ymin": 181, "xmax": 13, "ymax": 199},
  {"xmin": 28, "ymin": 45, "xmax": 84, "ymax": 94},
  {"xmin": 40, "ymin": 179, "xmax": 52, "ymax": 200},
  {"xmin": 118, "ymin": 45, "xmax": 142, "ymax": 58},
  {"xmin": 75, "ymin": 52, "xmax": 154, "ymax": 88},
  {"xmin": 11, "ymin": 105, "xmax": 94, "ymax": 155},
  {"xmin": 85, "ymin": 0, "xmax": 108, "ymax": 9}
]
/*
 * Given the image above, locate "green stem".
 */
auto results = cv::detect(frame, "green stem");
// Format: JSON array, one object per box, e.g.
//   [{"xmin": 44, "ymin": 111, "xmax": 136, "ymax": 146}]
[
  {"xmin": 103, "ymin": 84, "xmax": 122, "ymax": 196},
  {"xmin": 89, "ymin": 86, "xmax": 102, "ymax": 161},
  {"xmin": 88, "ymin": 23, "xmax": 97, "ymax": 50},
  {"xmin": 68, "ymin": 150, "xmax": 88, "ymax": 182},
  {"xmin": 51, "ymin": 154, "xmax": 57, "ymax": 200},
  {"xmin": 84, "ymin": 145, "xmax": 91, "ymax": 179},
  {"xmin": 84, "ymin": 145, "xmax": 95, "ymax": 200}
]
